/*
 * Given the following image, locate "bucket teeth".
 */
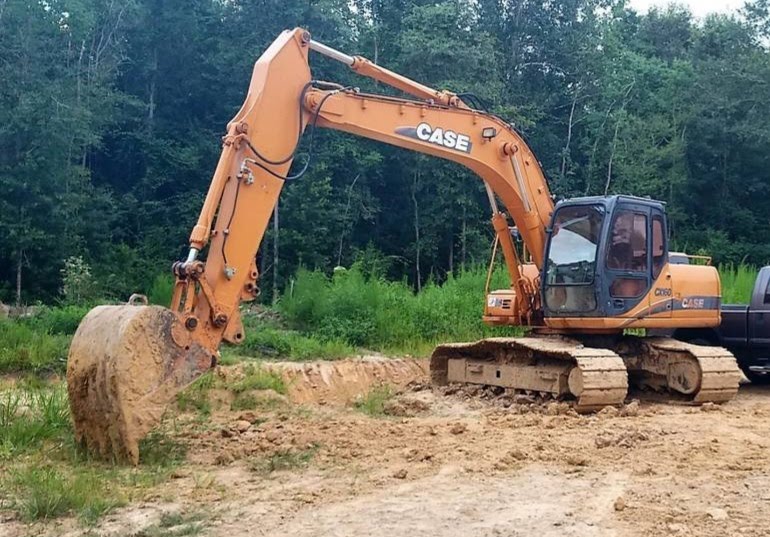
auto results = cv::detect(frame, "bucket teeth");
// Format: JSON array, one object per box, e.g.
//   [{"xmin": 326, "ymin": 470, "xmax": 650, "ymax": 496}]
[{"xmin": 66, "ymin": 305, "xmax": 211, "ymax": 464}]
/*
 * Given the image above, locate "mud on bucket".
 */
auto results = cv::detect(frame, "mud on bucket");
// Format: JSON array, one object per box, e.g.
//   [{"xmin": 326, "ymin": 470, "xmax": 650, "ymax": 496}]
[{"xmin": 66, "ymin": 305, "xmax": 212, "ymax": 464}]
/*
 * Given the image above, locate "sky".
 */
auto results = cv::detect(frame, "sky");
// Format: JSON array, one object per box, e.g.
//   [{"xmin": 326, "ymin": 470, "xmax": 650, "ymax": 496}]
[{"xmin": 629, "ymin": 0, "xmax": 745, "ymax": 17}]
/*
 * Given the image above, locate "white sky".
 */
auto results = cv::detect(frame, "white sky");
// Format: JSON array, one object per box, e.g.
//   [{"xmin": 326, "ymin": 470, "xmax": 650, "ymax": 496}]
[{"xmin": 629, "ymin": 0, "xmax": 745, "ymax": 17}]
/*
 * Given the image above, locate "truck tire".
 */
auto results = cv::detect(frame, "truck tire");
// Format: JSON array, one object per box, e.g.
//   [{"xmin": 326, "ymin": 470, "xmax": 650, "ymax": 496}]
[{"xmin": 742, "ymin": 368, "xmax": 770, "ymax": 385}]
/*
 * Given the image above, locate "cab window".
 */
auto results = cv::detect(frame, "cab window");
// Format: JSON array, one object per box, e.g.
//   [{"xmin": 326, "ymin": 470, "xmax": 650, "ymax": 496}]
[
  {"xmin": 544, "ymin": 204, "xmax": 605, "ymax": 313},
  {"xmin": 652, "ymin": 216, "xmax": 665, "ymax": 279},
  {"xmin": 607, "ymin": 210, "xmax": 647, "ymax": 272}
]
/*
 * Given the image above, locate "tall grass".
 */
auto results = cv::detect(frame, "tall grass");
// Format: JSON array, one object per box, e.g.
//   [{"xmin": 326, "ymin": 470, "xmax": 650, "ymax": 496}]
[
  {"xmin": 0, "ymin": 305, "xmax": 87, "ymax": 373},
  {"xmin": 0, "ymin": 322, "xmax": 70, "ymax": 373},
  {"xmin": 277, "ymin": 264, "xmax": 513, "ymax": 355},
  {"xmin": 719, "ymin": 264, "xmax": 759, "ymax": 304}
]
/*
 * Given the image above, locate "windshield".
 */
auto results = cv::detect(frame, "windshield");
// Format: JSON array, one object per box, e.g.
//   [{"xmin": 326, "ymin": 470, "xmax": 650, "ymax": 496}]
[{"xmin": 546, "ymin": 205, "xmax": 605, "ymax": 286}]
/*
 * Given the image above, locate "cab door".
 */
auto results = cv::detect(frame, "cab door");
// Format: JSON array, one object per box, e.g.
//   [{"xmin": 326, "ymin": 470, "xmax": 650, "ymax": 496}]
[
  {"xmin": 749, "ymin": 270, "xmax": 770, "ymax": 357},
  {"xmin": 602, "ymin": 202, "xmax": 652, "ymax": 315},
  {"xmin": 648, "ymin": 209, "xmax": 672, "ymax": 317}
]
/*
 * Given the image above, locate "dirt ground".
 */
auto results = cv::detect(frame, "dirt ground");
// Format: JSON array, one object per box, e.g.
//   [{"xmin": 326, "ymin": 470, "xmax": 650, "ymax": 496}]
[{"xmin": 5, "ymin": 357, "xmax": 770, "ymax": 537}]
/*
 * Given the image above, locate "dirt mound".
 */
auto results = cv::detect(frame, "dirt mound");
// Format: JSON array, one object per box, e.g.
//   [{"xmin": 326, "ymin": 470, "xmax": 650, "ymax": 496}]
[{"xmin": 262, "ymin": 357, "xmax": 429, "ymax": 405}]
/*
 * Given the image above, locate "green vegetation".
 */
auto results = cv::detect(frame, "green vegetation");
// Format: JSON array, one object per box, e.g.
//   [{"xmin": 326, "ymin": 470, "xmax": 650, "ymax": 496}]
[
  {"xmin": 3, "ymin": 0, "xmax": 770, "ymax": 308},
  {"xmin": 354, "ymin": 385, "xmax": 394, "ymax": 417},
  {"xmin": 5, "ymin": 466, "xmax": 124, "ymax": 523},
  {"xmin": 237, "ymin": 324, "xmax": 354, "ymax": 361},
  {"xmin": 230, "ymin": 364, "xmax": 287, "ymax": 395},
  {"xmin": 176, "ymin": 372, "xmax": 215, "ymax": 416},
  {"xmin": 134, "ymin": 511, "xmax": 208, "ymax": 537},
  {"xmin": 227, "ymin": 265, "xmax": 514, "ymax": 360},
  {"xmin": 0, "ymin": 306, "xmax": 88, "ymax": 374},
  {"xmin": 0, "ymin": 381, "xmax": 185, "ymax": 524},
  {"xmin": 250, "ymin": 444, "xmax": 320, "ymax": 475},
  {"xmin": 719, "ymin": 264, "xmax": 759, "ymax": 304}
]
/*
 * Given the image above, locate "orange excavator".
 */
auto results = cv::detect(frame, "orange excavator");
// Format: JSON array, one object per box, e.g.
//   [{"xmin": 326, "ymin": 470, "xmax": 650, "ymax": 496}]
[{"xmin": 66, "ymin": 28, "xmax": 741, "ymax": 463}]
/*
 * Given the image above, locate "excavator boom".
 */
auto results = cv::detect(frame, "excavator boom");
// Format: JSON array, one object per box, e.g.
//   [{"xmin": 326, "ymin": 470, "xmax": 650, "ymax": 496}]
[{"xmin": 66, "ymin": 28, "xmax": 740, "ymax": 463}]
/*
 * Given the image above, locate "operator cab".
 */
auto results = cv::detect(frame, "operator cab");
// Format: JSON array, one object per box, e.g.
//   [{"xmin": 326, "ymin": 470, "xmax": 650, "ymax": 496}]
[{"xmin": 543, "ymin": 195, "xmax": 668, "ymax": 318}]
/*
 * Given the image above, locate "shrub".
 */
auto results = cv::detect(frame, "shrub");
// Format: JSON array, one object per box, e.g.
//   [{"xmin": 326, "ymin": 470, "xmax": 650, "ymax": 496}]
[
  {"xmin": 25, "ymin": 305, "xmax": 89, "ymax": 335},
  {"xmin": 148, "ymin": 273, "xmax": 175, "ymax": 306},
  {"xmin": 61, "ymin": 256, "xmax": 100, "ymax": 305}
]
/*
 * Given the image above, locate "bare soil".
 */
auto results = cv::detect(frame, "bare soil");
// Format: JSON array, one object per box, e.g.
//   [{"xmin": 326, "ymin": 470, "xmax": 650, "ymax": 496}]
[{"xmin": 6, "ymin": 358, "xmax": 770, "ymax": 537}]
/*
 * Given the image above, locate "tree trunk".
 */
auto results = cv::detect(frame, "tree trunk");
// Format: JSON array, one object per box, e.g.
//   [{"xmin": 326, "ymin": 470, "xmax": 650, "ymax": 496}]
[
  {"xmin": 15, "ymin": 249, "xmax": 22, "ymax": 309},
  {"xmin": 272, "ymin": 202, "xmax": 279, "ymax": 305},
  {"xmin": 561, "ymin": 86, "xmax": 580, "ymax": 182},
  {"xmin": 337, "ymin": 174, "xmax": 360, "ymax": 266},
  {"xmin": 605, "ymin": 120, "xmax": 621, "ymax": 195}
]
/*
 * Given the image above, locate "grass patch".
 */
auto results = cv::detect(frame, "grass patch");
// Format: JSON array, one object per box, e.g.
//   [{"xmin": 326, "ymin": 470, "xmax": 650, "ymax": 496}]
[
  {"xmin": 230, "ymin": 392, "xmax": 258, "ymax": 411},
  {"xmin": 0, "ymin": 384, "xmax": 70, "ymax": 458},
  {"xmin": 134, "ymin": 510, "xmax": 208, "ymax": 537},
  {"xmin": 250, "ymin": 444, "xmax": 320, "ymax": 475},
  {"xmin": 0, "ymin": 321, "xmax": 70, "ymax": 374},
  {"xmin": 0, "ymin": 379, "xmax": 186, "ymax": 524},
  {"xmin": 231, "ymin": 364, "xmax": 287, "ymax": 395},
  {"xmin": 3, "ymin": 465, "xmax": 124, "ymax": 523},
  {"xmin": 176, "ymin": 372, "xmax": 214, "ymax": 416},
  {"xmin": 236, "ymin": 324, "xmax": 353, "ymax": 361},
  {"xmin": 354, "ymin": 385, "xmax": 394, "ymax": 417}
]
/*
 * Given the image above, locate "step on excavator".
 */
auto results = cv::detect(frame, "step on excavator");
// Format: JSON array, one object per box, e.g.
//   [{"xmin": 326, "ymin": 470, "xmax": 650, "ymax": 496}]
[{"xmin": 66, "ymin": 28, "xmax": 742, "ymax": 464}]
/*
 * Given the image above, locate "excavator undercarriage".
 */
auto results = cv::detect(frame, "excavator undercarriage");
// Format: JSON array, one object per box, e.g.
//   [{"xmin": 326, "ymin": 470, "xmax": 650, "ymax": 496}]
[{"xmin": 431, "ymin": 336, "xmax": 741, "ymax": 410}]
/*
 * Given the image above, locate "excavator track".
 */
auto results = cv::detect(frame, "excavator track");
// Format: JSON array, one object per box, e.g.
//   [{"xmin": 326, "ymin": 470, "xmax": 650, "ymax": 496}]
[
  {"xmin": 430, "ymin": 337, "xmax": 629, "ymax": 412},
  {"xmin": 609, "ymin": 336, "xmax": 741, "ymax": 404}
]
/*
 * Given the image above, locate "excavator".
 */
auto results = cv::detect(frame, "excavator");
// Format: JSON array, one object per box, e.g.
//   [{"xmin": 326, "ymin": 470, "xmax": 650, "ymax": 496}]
[{"xmin": 66, "ymin": 28, "xmax": 742, "ymax": 464}]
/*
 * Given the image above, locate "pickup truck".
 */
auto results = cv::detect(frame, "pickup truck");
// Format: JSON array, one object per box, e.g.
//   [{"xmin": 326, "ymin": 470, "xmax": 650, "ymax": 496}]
[{"xmin": 674, "ymin": 266, "xmax": 770, "ymax": 384}]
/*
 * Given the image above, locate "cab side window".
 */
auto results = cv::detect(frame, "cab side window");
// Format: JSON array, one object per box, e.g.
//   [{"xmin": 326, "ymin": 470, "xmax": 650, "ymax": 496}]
[
  {"xmin": 652, "ymin": 216, "xmax": 666, "ymax": 279},
  {"xmin": 607, "ymin": 210, "xmax": 647, "ymax": 272}
]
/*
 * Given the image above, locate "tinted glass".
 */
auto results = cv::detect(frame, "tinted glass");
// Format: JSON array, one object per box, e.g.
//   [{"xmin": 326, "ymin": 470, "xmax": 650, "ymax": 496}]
[
  {"xmin": 652, "ymin": 216, "xmax": 665, "ymax": 279},
  {"xmin": 546, "ymin": 205, "xmax": 605, "ymax": 285},
  {"xmin": 545, "ymin": 205, "xmax": 604, "ymax": 313},
  {"xmin": 607, "ymin": 210, "xmax": 647, "ymax": 272}
]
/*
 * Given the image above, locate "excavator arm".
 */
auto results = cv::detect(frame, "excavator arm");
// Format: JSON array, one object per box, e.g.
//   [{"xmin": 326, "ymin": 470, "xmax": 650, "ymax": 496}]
[
  {"xmin": 67, "ymin": 28, "xmax": 558, "ymax": 463},
  {"xmin": 174, "ymin": 28, "xmax": 556, "ymax": 354}
]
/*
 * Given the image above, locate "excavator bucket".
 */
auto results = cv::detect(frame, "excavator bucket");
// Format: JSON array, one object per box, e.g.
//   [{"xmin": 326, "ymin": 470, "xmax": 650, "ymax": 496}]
[{"xmin": 66, "ymin": 305, "xmax": 213, "ymax": 464}]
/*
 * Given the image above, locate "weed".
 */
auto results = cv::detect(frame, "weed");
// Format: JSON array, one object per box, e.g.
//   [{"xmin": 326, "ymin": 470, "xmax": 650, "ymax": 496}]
[
  {"xmin": 4, "ymin": 466, "xmax": 124, "ymax": 522},
  {"xmin": 231, "ymin": 364, "xmax": 286, "ymax": 395},
  {"xmin": 135, "ymin": 510, "xmax": 208, "ymax": 537},
  {"xmin": 230, "ymin": 392, "xmax": 258, "ymax": 411},
  {"xmin": 720, "ymin": 264, "xmax": 759, "ymax": 304},
  {"xmin": 138, "ymin": 429, "xmax": 187, "ymax": 467},
  {"xmin": 217, "ymin": 352, "xmax": 242, "ymax": 366},
  {"xmin": 236, "ymin": 324, "xmax": 353, "ymax": 361},
  {"xmin": 0, "ymin": 385, "xmax": 70, "ymax": 458},
  {"xmin": 176, "ymin": 372, "xmax": 214, "ymax": 415},
  {"xmin": 0, "ymin": 321, "xmax": 70, "ymax": 373},
  {"xmin": 354, "ymin": 385, "xmax": 394, "ymax": 417},
  {"xmin": 250, "ymin": 444, "xmax": 320, "ymax": 475}
]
